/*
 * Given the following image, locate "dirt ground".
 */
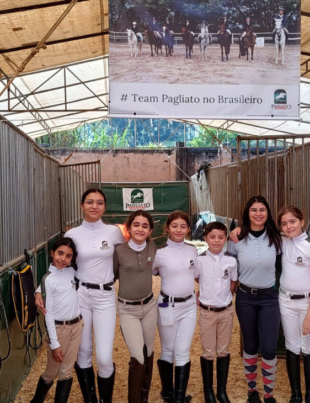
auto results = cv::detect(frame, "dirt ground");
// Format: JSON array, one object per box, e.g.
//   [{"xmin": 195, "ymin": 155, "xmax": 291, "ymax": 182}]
[
  {"xmin": 15, "ymin": 276, "xmax": 299, "ymax": 403},
  {"xmin": 109, "ymin": 43, "xmax": 300, "ymax": 86}
]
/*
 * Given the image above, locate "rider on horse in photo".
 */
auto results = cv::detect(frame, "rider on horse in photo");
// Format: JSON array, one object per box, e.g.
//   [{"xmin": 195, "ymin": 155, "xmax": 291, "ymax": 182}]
[
  {"xmin": 218, "ymin": 14, "xmax": 232, "ymax": 43},
  {"xmin": 165, "ymin": 17, "xmax": 174, "ymax": 33},
  {"xmin": 241, "ymin": 17, "xmax": 256, "ymax": 42},
  {"xmin": 184, "ymin": 19, "xmax": 195, "ymax": 38},
  {"xmin": 273, "ymin": 6, "xmax": 289, "ymax": 42},
  {"xmin": 199, "ymin": 20, "xmax": 207, "ymax": 43},
  {"xmin": 131, "ymin": 22, "xmax": 143, "ymax": 42},
  {"xmin": 150, "ymin": 17, "xmax": 161, "ymax": 38}
]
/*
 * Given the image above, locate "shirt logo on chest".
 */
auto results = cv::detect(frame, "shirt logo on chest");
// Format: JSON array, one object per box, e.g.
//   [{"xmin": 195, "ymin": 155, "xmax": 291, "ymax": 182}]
[
  {"xmin": 71, "ymin": 280, "xmax": 77, "ymax": 289},
  {"xmin": 295, "ymin": 256, "xmax": 306, "ymax": 266},
  {"xmin": 100, "ymin": 241, "xmax": 110, "ymax": 250},
  {"xmin": 222, "ymin": 269, "xmax": 229, "ymax": 279},
  {"xmin": 147, "ymin": 256, "xmax": 153, "ymax": 265},
  {"xmin": 189, "ymin": 260, "xmax": 195, "ymax": 269}
]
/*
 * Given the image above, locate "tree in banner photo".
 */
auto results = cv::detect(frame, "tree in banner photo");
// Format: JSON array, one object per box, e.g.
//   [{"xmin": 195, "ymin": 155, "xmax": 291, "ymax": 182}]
[{"xmin": 109, "ymin": 0, "xmax": 301, "ymax": 119}]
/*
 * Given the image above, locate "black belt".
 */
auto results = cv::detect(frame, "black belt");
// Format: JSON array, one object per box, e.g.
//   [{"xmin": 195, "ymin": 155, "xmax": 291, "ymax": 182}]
[
  {"xmin": 290, "ymin": 294, "xmax": 310, "ymax": 300},
  {"xmin": 118, "ymin": 293, "xmax": 153, "ymax": 306},
  {"xmin": 239, "ymin": 283, "xmax": 275, "ymax": 295},
  {"xmin": 160, "ymin": 290, "xmax": 194, "ymax": 303},
  {"xmin": 200, "ymin": 301, "xmax": 232, "ymax": 312},
  {"xmin": 75, "ymin": 277, "xmax": 114, "ymax": 291},
  {"xmin": 55, "ymin": 314, "xmax": 82, "ymax": 326}
]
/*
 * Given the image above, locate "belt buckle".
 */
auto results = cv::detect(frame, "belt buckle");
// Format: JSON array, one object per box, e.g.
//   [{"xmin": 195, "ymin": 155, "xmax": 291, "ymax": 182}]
[{"xmin": 251, "ymin": 288, "xmax": 258, "ymax": 295}]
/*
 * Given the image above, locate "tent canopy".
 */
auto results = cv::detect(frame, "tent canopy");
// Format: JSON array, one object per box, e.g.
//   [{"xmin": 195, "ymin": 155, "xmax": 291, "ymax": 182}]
[{"xmin": 0, "ymin": 0, "xmax": 309, "ymax": 139}]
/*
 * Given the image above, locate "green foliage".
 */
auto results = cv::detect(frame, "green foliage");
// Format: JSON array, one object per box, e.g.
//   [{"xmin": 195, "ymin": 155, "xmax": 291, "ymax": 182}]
[
  {"xmin": 189, "ymin": 128, "xmax": 238, "ymax": 147},
  {"xmin": 109, "ymin": 0, "xmax": 300, "ymax": 32}
]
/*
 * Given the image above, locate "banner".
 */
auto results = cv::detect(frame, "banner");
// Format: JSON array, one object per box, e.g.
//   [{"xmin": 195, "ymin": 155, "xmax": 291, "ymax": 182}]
[
  {"xmin": 122, "ymin": 188, "xmax": 154, "ymax": 211},
  {"xmin": 109, "ymin": 0, "xmax": 301, "ymax": 119}
]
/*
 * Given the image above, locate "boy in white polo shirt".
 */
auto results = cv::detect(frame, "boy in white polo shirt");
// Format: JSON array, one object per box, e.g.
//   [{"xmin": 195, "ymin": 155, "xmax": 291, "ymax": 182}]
[{"xmin": 195, "ymin": 222, "xmax": 237, "ymax": 403}]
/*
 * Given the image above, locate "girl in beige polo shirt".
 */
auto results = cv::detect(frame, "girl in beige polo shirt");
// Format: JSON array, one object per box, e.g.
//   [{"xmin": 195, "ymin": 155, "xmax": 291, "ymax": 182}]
[{"xmin": 114, "ymin": 210, "xmax": 157, "ymax": 403}]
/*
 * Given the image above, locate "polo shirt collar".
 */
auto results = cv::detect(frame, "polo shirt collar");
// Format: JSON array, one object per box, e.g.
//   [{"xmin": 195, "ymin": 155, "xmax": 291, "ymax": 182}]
[
  {"xmin": 207, "ymin": 250, "xmax": 224, "ymax": 260},
  {"xmin": 292, "ymin": 232, "xmax": 308, "ymax": 243},
  {"xmin": 167, "ymin": 239, "xmax": 184, "ymax": 249},
  {"xmin": 82, "ymin": 219, "xmax": 103, "ymax": 230},
  {"xmin": 247, "ymin": 230, "xmax": 266, "ymax": 241}
]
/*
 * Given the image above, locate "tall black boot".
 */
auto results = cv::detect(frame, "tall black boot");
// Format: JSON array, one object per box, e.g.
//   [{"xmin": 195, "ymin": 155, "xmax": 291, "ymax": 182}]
[
  {"xmin": 174, "ymin": 361, "xmax": 191, "ymax": 403},
  {"xmin": 54, "ymin": 378, "xmax": 73, "ymax": 403},
  {"xmin": 303, "ymin": 353, "xmax": 310, "ymax": 403},
  {"xmin": 157, "ymin": 359, "xmax": 173, "ymax": 402},
  {"xmin": 75, "ymin": 363, "xmax": 98, "ymax": 403},
  {"xmin": 286, "ymin": 350, "xmax": 302, "ymax": 403},
  {"xmin": 128, "ymin": 357, "xmax": 145, "ymax": 403},
  {"xmin": 98, "ymin": 364, "xmax": 115, "ymax": 403},
  {"xmin": 216, "ymin": 355, "xmax": 231, "ymax": 403},
  {"xmin": 30, "ymin": 376, "xmax": 53, "ymax": 403},
  {"xmin": 200, "ymin": 357, "xmax": 216, "ymax": 403},
  {"xmin": 141, "ymin": 350, "xmax": 154, "ymax": 403}
]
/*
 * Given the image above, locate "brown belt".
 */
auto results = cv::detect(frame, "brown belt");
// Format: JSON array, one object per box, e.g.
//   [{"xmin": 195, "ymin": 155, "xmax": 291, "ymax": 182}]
[
  {"xmin": 199, "ymin": 301, "xmax": 232, "ymax": 312},
  {"xmin": 55, "ymin": 314, "xmax": 82, "ymax": 326}
]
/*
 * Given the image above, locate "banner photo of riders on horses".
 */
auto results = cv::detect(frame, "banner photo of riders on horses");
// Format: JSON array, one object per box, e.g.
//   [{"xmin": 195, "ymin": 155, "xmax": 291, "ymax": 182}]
[{"xmin": 108, "ymin": 0, "xmax": 301, "ymax": 119}]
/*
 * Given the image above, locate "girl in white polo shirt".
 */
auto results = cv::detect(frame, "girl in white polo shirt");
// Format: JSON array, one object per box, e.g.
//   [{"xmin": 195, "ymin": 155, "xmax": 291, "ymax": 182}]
[
  {"xmin": 31, "ymin": 237, "xmax": 83, "ymax": 403},
  {"xmin": 152, "ymin": 211, "xmax": 197, "ymax": 403},
  {"xmin": 277, "ymin": 206, "xmax": 310, "ymax": 403}
]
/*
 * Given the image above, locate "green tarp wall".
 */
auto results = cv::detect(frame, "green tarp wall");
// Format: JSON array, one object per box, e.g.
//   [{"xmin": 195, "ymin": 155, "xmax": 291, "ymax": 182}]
[{"xmin": 102, "ymin": 182, "xmax": 190, "ymax": 246}]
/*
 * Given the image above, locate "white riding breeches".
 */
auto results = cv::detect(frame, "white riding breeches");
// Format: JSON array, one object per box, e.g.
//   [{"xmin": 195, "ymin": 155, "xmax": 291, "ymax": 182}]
[
  {"xmin": 279, "ymin": 290, "xmax": 310, "ymax": 355},
  {"xmin": 157, "ymin": 292, "xmax": 197, "ymax": 366},
  {"xmin": 77, "ymin": 285, "xmax": 116, "ymax": 378}
]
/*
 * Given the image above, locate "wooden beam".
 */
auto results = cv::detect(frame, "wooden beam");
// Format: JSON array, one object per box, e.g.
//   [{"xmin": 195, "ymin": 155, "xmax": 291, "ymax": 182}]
[
  {"xmin": 0, "ymin": 31, "xmax": 109, "ymax": 54},
  {"xmin": 0, "ymin": 0, "xmax": 89, "ymax": 15}
]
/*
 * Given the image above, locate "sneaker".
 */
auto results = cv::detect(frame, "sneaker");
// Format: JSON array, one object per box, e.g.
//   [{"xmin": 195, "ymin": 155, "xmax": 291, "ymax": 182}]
[
  {"xmin": 264, "ymin": 398, "xmax": 277, "ymax": 403},
  {"xmin": 248, "ymin": 391, "xmax": 262, "ymax": 403}
]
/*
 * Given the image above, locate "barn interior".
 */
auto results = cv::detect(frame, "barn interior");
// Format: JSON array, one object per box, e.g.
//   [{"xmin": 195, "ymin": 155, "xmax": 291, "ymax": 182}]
[{"xmin": 1, "ymin": 0, "xmax": 310, "ymax": 402}]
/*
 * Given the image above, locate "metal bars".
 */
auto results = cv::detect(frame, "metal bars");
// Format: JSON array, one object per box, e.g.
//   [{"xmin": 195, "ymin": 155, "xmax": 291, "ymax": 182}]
[
  {"xmin": 0, "ymin": 119, "xmax": 60, "ymax": 272},
  {"xmin": 59, "ymin": 160, "xmax": 101, "ymax": 232}
]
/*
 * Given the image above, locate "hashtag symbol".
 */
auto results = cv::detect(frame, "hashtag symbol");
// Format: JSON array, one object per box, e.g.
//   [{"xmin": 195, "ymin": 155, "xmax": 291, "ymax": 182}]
[{"xmin": 121, "ymin": 94, "xmax": 128, "ymax": 102}]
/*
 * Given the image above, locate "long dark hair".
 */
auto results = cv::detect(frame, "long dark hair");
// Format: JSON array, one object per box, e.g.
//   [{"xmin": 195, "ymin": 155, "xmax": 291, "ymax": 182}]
[{"xmin": 239, "ymin": 195, "xmax": 281, "ymax": 253}]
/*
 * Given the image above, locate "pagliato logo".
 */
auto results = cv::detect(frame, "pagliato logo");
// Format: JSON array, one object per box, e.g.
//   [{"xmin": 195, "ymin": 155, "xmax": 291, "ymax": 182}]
[
  {"xmin": 274, "ymin": 89, "xmax": 287, "ymax": 104},
  {"xmin": 271, "ymin": 89, "xmax": 291, "ymax": 111},
  {"xmin": 131, "ymin": 189, "xmax": 144, "ymax": 203},
  {"xmin": 123, "ymin": 188, "xmax": 154, "ymax": 211}
]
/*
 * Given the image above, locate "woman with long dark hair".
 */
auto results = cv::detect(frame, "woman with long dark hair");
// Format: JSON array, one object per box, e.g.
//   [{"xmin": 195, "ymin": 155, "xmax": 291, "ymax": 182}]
[{"xmin": 228, "ymin": 196, "xmax": 282, "ymax": 403}]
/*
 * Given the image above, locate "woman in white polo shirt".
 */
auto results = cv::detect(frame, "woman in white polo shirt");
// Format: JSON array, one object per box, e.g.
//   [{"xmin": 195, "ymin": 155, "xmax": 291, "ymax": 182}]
[
  {"xmin": 36, "ymin": 188, "xmax": 124, "ymax": 403},
  {"xmin": 152, "ymin": 211, "xmax": 197, "ymax": 403},
  {"xmin": 277, "ymin": 206, "xmax": 310, "ymax": 403},
  {"xmin": 227, "ymin": 196, "xmax": 282, "ymax": 403}
]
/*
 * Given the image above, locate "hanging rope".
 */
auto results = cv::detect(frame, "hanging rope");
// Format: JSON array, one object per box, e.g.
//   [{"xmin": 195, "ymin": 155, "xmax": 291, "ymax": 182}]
[{"xmin": 0, "ymin": 0, "xmax": 79, "ymax": 98}]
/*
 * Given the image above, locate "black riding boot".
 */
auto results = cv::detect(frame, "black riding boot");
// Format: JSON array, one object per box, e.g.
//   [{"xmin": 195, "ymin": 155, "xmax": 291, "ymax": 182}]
[
  {"xmin": 98, "ymin": 364, "xmax": 115, "ymax": 403},
  {"xmin": 30, "ymin": 376, "xmax": 53, "ymax": 403},
  {"xmin": 174, "ymin": 361, "xmax": 191, "ymax": 403},
  {"xmin": 54, "ymin": 378, "xmax": 73, "ymax": 403},
  {"xmin": 303, "ymin": 353, "xmax": 310, "ymax": 403},
  {"xmin": 75, "ymin": 363, "xmax": 98, "ymax": 403},
  {"xmin": 216, "ymin": 355, "xmax": 231, "ymax": 403},
  {"xmin": 200, "ymin": 357, "xmax": 216, "ymax": 403},
  {"xmin": 286, "ymin": 350, "xmax": 302, "ymax": 403},
  {"xmin": 140, "ymin": 350, "xmax": 154, "ymax": 403},
  {"xmin": 157, "ymin": 359, "xmax": 174, "ymax": 402},
  {"xmin": 128, "ymin": 357, "xmax": 145, "ymax": 403}
]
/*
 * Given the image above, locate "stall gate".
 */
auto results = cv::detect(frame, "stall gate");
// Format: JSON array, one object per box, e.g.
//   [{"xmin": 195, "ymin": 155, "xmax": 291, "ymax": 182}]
[
  {"xmin": 191, "ymin": 135, "xmax": 310, "ymax": 229},
  {"xmin": 59, "ymin": 160, "xmax": 101, "ymax": 233}
]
